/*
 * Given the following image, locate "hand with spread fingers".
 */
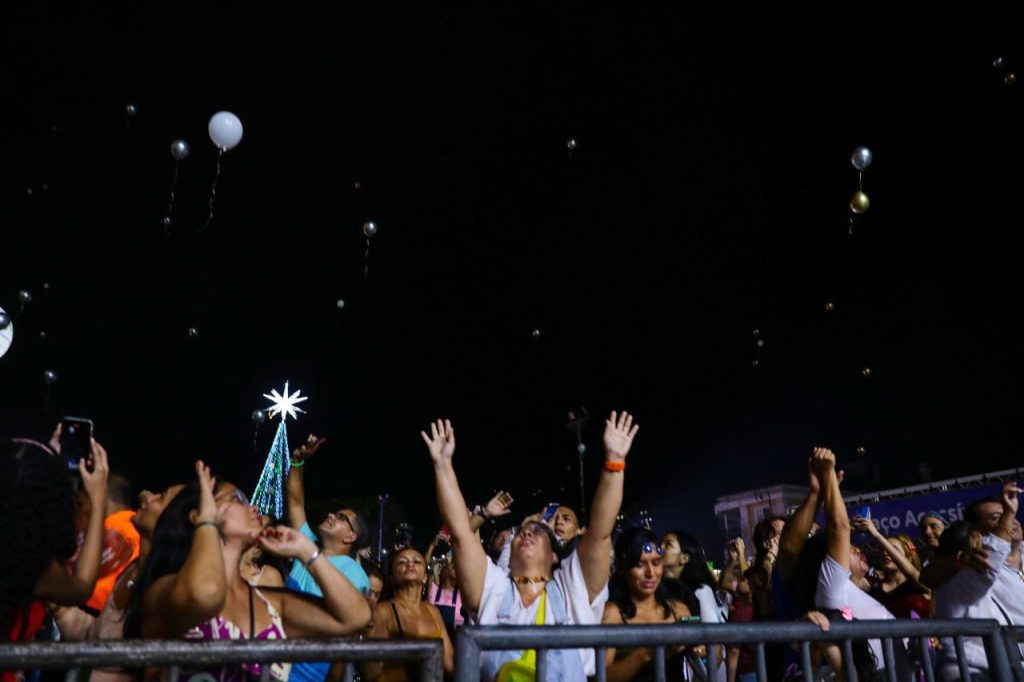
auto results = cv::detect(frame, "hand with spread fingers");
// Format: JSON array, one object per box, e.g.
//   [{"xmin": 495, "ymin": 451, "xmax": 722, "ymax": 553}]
[
  {"xmin": 603, "ymin": 411, "xmax": 639, "ymax": 461},
  {"xmin": 484, "ymin": 490, "xmax": 514, "ymax": 519},
  {"xmin": 420, "ymin": 419, "xmax": 456, "ymax": 465}
]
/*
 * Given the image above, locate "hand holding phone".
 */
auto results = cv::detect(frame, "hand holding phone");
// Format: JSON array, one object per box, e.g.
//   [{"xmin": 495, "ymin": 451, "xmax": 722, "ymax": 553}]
[
  {"xmin": 542, "ymin": 502, "xmax": 560, "ymax": 523},
  {"xmin": 59, "ymin": 417, "xmax": 94, "ymax": 472}
]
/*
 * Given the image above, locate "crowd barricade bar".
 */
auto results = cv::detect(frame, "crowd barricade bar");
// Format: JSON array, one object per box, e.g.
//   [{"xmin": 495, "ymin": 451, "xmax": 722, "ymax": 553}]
[
  {"xmin": 0, "ymin": 637, "xmax": 443, "ymax": 681},
  {"xmin": 454, "ymin": 619, "xmax": 1017, "ymax": 682}
]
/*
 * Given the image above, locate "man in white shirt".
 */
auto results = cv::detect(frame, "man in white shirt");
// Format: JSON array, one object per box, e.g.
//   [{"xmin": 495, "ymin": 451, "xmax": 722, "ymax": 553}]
[
  {"xmin": 966, "ymin": 492, "xmax": 1024, "ymax": 626},
  {"xmin": 423, "ymin": 411, "xmax": 639, "ymax": 682},
  {"xmin": 934, "ymin": 482, "xmax": 1020, "ymax": 680}
]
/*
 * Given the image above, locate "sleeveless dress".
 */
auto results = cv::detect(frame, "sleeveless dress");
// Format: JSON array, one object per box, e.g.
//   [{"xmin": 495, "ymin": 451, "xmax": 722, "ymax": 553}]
[
  {"xmin": 181, "ymin": 586, "xmax": 289, "ymax": 682},
  {"xmin": 377, "ymin": 602, "xmax": 445, "ymax": 682},
  {"xmin": 611, "ymin": 603, "xmax": 687, "ymax": 682}
]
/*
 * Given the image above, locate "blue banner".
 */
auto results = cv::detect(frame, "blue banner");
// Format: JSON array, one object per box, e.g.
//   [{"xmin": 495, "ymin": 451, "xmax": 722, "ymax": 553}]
[{"xmin": 817, "ymin": 483, "xmax": 1021, "ymax": 536}]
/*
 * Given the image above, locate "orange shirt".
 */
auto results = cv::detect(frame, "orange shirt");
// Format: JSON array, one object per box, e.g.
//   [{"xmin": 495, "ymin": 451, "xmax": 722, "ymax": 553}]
[{"xmin": 85, "ymin": 509, "xmax": 141, "ymax": 611}]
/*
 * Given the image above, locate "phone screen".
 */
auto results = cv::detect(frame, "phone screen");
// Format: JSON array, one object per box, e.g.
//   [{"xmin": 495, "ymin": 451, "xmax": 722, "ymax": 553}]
[
  {"xmin": 60, "ymin": 417, "xmax": 93, "ymax": 471},
  {"xmin": 855, "ymin": 505, "xmax": 872, "ymax": 520},
  {"xmin": 542, "ymin": 502, "xmax": 560, "ymax": 523}
]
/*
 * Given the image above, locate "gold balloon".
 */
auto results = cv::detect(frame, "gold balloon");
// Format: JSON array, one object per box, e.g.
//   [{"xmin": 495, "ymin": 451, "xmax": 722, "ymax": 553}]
[
  {"xmin": 862, "ymin": 366, "xmax": 872, "ymax": 378},
  {"xmin": 825, "ymin": 301, "xmax": 835, "ymax": 312},
  {"xmin": 849, "ymin": 191, "xmax": 870, "ymax": 214},
  {"xmin": 1005, "ymin": 72, "xmax": 1017, "ymax": 86},
  {"xmin": 856, "ymin": 446, "xmax": 866, "ymax": 455},
  {"xmin": 751, "ymin": 358, "xmax": 760, "ymax": 368}
]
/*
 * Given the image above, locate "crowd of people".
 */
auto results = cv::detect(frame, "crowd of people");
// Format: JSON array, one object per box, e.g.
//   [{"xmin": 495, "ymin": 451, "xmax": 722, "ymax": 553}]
[{"xmin": 2, "ymin": 413, "xmax": 1022, "ymax": 682}]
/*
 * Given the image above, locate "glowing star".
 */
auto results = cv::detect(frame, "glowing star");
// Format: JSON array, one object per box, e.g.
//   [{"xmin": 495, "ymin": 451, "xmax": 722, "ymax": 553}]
[{"xmin": 262, "ymin": 381, "xmax": 308, "ymax": 421}]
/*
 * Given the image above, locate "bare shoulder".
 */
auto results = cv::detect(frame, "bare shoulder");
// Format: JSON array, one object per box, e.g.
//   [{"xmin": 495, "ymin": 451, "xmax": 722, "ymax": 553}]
[{"xmin": 668, "ymin": 599, "xmax": 691, "ymax": 619}]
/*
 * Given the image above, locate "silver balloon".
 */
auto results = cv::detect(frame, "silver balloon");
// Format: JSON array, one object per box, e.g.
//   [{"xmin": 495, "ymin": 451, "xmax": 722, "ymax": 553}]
[
  {"xmin": 566, "ymin": 137, "xmax": 578, "ymax": 151},
  {"xmin": 577, "ymin": 442, "xmax": 586, "ymax": 455},
  {"xmin": 0, "ymin": 312, "xmax": 10, "ymax": 330},
  {"xmin": 362, "ymin": 221, "xmax": 378, "ymax": 238},
  {"xmin": 18, "ymin": 290, "xmax": 32, "ymax": 304},
  {"xmin": 531, "ymin": 329, "xmax": 541, "ymax": 339},
  {"xmin": 170, "ymin": 139, "xmax": 190, "ymax": 160},
  {"xmin": 187, "ymin": 327, "xmax": 198, "ymax": 339},
  {"xmin": 756, "ymin": 339, "xmax": 764, "ymax": 347},
  {"xmin": 252, "ymin": 409, "xmax": 267, "ymax": 423},
  {"xmin": 43, "ymin": 369, "xmax": 58, "ymax": 385},
  {"xmin": 993, "ymin": 56, "xmax": 1005, "ymax": 69},
  {"xmin": 336, "ymin": 299, "xmax": 346, "ymax": 309},
  {"xmin": 126, "ymin": 104, "xmax": 137, "ymax": 116},
  {"xmin": 162, "ymin": 216, "xmax": 172, "ymax": 227},
  {"xmin": 850, "ymin": 146, "xmax": 873, "ymax": 171}
]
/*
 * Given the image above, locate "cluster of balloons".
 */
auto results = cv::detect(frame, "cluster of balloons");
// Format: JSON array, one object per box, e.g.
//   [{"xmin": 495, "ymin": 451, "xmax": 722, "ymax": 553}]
[
  {"xmin": 849, "ymin": 146, "xmax": 872, "ymax": 215},
  {"xmin": 993, "ymin": 56, "xmax": 1016, "ymax": 86}
]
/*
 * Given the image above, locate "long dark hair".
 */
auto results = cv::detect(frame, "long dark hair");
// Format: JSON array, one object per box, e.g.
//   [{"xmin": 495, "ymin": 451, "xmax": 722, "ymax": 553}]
[
  {"xmin": 671, "ymin": 530, "xmax": 721, "ymax": 606},
  {"xmin": 0, "ymin": 439, "xmax": 77, "ymax": 639},
  {"xmin": 609, "ymin": 528, "xmax": 674, "ymax": 620},
  {"xmin": 124, "ymin": 481, "xmax": 205, "ymax": 638}
]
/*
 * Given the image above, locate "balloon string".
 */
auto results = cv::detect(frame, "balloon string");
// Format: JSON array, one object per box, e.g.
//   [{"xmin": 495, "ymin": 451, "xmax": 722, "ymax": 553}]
[
  {"xmin": 164, "ymin": 159, "xmax": 180, "ymax": 235},
  {"xmin": 363, "ymin": 237, "xmax": 371, "ymax": 278},
  {"xmin": 200, "ymin": 149, "xmax": 224, "ymax": 233}
]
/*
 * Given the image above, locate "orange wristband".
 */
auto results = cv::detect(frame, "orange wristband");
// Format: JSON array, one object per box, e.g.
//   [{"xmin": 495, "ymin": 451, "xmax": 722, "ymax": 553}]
[{"xmin": 604, "ymin": 459, "xmax": 626, "ymax": 472}]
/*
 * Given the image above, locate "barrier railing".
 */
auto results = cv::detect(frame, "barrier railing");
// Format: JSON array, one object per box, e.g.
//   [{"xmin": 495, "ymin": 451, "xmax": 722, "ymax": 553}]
[
  {"xmin": 454, "ymin": 619, "xmax": 1016, "ymax": 682},
  {"xmin": 2, "ymin": 621, "xmax": 1020, "ymax": 682},
  {"xmin": 0, "ymin": 638, "xmax": 443, "ymax": 682}
]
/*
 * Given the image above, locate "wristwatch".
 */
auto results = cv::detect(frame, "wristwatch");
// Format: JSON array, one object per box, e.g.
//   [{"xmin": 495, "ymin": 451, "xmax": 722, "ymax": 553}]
[{"xmin": 471, "ymin": 505, "xmax": 490, "ymax": 520}]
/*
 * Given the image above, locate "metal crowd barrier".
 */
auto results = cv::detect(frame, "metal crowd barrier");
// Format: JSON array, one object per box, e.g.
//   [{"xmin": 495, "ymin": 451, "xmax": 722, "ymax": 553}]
[
  {"xmin": 454, "ymin": 619, "xmax": 1018, "ymax": 682},
  {"xmin": 0, "ymin": 637, "xmax": 443, "ymax": 682}
]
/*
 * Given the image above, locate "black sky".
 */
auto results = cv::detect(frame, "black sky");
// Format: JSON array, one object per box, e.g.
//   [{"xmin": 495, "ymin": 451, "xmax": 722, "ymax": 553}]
[{"xmin": 2, "ymin": 3, "xmax": 1023, "ymax": 554}]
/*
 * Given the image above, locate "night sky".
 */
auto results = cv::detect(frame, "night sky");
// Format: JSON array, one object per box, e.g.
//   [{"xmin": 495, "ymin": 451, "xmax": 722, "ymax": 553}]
[{"xmin": 2, "ymin": 3, "xmax": 1023, "ymax": 555}]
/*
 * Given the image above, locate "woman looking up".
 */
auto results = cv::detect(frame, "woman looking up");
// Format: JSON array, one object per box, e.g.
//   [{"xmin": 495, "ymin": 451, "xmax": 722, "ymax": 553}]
[{"xmin": 130, "ymin": 462, "xmax": 370, "ymax": 681}]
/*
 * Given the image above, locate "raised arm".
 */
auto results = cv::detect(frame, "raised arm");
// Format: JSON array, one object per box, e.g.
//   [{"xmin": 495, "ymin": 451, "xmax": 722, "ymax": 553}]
[
  {"xmin": 994, "ymin": 481, "xmax": 1021, "ymax": 542},
  {"xmin": 852, "ymin": 516, "xmax": 924, "ymax": 585},
  {"xmin": 422, "ymin": 419, "xmax": 488, "ymax": 613},
  {"xmin": 813, "ymin": 448, "xmax": 848, "ymax": 568},
  {"xmin": 141, "ymin": 462, "xmax": 227, "ymax": 637},
  {"xmin": 578, "ymin": 411, "xmax": 638, "ymax": 602},
  {"xmin": 286, "ymin": 435, "xmax": 326, "ymax": 529},
  {"xmin": 259, "ymin": 526, "xmax": 371, "ymax": 636},
  {"xmin": 777, "ymin": 456, "xmax": 826, "ymax": 581},
  {"xmin": 35, "ymin": 440, "xmax": 110, "ymax": 605}
]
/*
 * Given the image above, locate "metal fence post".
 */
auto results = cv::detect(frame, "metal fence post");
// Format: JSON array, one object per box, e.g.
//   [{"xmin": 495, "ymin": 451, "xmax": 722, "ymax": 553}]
[
  {"xmin": 454, "ymin": 628, "xmax": 482, "ymax": 682},
  {"xmin": 983, "ymin": 627, "xmax": 1014, "ymax": 682}
]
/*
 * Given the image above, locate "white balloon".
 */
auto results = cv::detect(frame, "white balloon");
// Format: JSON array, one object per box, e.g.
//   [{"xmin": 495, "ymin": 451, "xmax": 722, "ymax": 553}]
[
  {"xmin": 208, "ymin": 111, "xmax": 243, "ymax": 151},
  {"xmin": 0, "ymin": 306, "xmax": 12, "ymax": 359}
]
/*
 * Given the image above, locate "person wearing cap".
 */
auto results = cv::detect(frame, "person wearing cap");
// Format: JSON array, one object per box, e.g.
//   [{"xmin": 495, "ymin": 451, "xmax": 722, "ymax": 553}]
[{"xmin": 918, "ymin": 511, "xmax": 948, "ymax": 565}]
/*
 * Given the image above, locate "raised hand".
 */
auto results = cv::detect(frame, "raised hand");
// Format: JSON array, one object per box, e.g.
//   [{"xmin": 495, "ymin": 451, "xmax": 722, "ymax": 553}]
[
  {"xmin": 484, "ymin": 490, "xmax": 514, "ymax": 519},
  {"xmin": 420, "ymin": 419, "xmax": 456, "ymax": 464},
  {"xmin": 851, "ymin": 515, "xmax": 879, "ymax": 537},
  {"xmin": 194, "ymin": 460, "xmax": 218, "ymax": 525},
  {"xmin": 809, "ymin": 447, "xmax": 836, "ymax": 478},
  {"xmin": 1001, "ymin": 481, "xmax": 1022, "ymax": 516},
  {"xmin": 257, "ymin": 525, "xmax": 319, "ymax": 562},
  {"xmin": 79, "ymin": 439, "xmax": 110, "ymax": 506},
  {"xmin": 292, "ymin": 434, "xmax": 327, "ymax": 463},
  {"xmin": 603, "ymin": 411, "xmax": 639, "ymax": 461}
]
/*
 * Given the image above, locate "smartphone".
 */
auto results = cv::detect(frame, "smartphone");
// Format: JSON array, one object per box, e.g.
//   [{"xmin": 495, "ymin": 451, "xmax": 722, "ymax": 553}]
[
  {"xmin": 855, "ymin": 505, "xmax": 872, "ymax": 520},
  {"xmin": 59, "ymin": 417, "xmax": 93, "ymax": 472},
  {"xmin": 542, "ymin": 502, "xmax": 560, "ymax": 523}
]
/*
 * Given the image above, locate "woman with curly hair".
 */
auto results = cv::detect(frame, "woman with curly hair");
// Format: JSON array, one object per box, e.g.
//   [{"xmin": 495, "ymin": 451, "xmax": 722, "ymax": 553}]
[
  {"xmin": 602, "ymin": 527, "xmax": 693, "ymax": 682},
  {"xmin": 0, "ymin": 437, "xmax": 109, "ymax": 679},
  {"xmin": 363, "ymin": 546, "xmax": 455, "ymax": 682}
]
